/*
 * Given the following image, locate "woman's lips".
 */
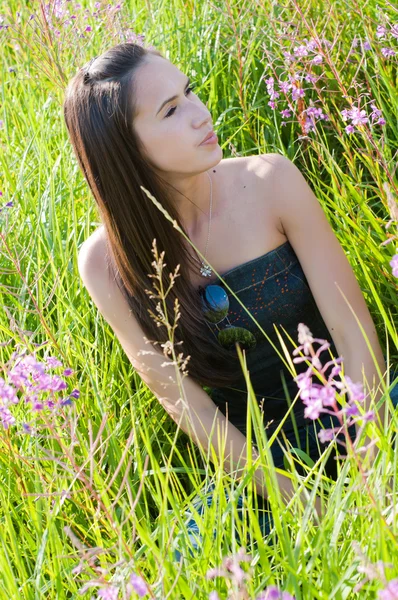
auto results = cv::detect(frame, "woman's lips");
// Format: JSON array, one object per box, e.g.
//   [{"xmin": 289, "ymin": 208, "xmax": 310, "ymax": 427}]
[{"xmin": 199, "ymin": 132, "xmax": 218, "ymax": 146}]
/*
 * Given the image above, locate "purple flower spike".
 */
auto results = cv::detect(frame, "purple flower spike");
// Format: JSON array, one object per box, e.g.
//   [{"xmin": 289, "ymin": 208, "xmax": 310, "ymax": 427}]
[
  {"xmin": 345, "ymin": 403, "xmax": 360, "ymax": 417},
  {"xmin": 344, "ymin": 377, "xmax": 366, "ymax": 404},
  {"xmin": 60, "ymin": 398, "xmax": 73, "ymax": 407},
  {"xmin": 318, "ymin": 384, "xmax": 337, "ymax": 407},
  {"xmin": 350, "ymin": 108, "xmax": 369, "ymax": 126},
  {"xmin": 49, "ymin": 376, "xmax": 68, "ymax": 392},
  {"xmin": 256, "ymin": 585, "xmax": 296, "ymax": 600},
  {"xmin": 378, "ymin": 577, "xmax": 398, "ymax": 599},
  {"xmin": 97, "ymin": 586, "xmax": 119, "ymax": 600},
  {"xmin": 381, "ymin": 47, "xmax": 396, "ymax": 58},
  {"xmin": 390, "ymin": 254, "xmax": 398, "ymax": 277},
  {"xmin": 312, "ymin": 54, "xmax": 323, "ymax": 64},
  {"xmin": 293, "ymin": 45, "xmax": 308, "ymax": 57},
  {"xmin": 129, "ymin": 573, "xmax": 148, "ymax": 597},
  {"xmin": 257, "ymin": 586, "xmax": 281, "ymax": 599},
  {"xmin": 363, "ymin": 410, "xmax": 376, "ymax": 422},
  {"xmin": 45, "ymin": 356, "xmax": 63, "ymax": 368},
  {"xmin": 304, "ymin": 398, "xmax": 324, "ymax": 420},
  {"xmin": 0, "ymin": 407, "xmax": 16, "ymax": 429},
  {"xmin": 318, "ymin": 428, "xmax": 336, "ymax": 443},
  {"xmin": 0, "ymin": 379, "xmax": 18, "ymax": 404},
  {"xmin": 291, "ymin": 87, "xmax": 305, "ymax": 101},
  {"xmin": 376, "ymin": 25, "xmax": 386, "ymax": 38}
]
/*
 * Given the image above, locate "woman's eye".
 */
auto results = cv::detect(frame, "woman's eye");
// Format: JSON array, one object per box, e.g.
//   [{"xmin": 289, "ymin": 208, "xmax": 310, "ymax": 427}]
[{"xmin": 165, "ymin": 84, "xmax": 196, "ymax": 118}]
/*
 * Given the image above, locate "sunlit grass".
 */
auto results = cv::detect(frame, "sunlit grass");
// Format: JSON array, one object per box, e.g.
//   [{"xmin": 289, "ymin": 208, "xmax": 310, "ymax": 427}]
[{"xmin": 0, "ymin": 0, "xmax": 397, "ymax": 598}]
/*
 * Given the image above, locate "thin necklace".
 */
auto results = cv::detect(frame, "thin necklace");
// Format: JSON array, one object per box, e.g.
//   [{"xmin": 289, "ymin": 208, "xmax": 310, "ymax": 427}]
[{"xmin": 191, "ymin": 171, "xmax": 213, "ymax": 277}]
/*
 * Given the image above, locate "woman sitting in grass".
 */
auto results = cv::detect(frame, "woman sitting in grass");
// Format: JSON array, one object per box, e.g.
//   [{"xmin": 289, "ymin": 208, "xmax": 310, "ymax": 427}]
[{"xmin": 63, "ymin": 41, "xmax": 397, "ymax": 561}]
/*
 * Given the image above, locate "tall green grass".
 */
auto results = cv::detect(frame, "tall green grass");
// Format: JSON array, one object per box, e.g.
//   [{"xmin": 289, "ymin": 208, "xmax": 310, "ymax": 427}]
[{"xmin": 0, "ymin": 0, "xmax": 397, "ymax": 598}]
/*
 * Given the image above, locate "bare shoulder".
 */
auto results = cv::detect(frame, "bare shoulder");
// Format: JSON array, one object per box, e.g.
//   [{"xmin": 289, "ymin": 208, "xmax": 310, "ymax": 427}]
[
  {"xmin": 79, "ymin": 224, "xmax": 106, "ymax": 254},
  {"xmin": 245, "ymin": 152, "xmax": 288, "ymax": 236},
  {"xmin": 247, "ymin": 152, "xmax": 282, "ymax": 172},
  {"xmin": 77, "ymin": 225, "xmax": 116, "ymax": 321},
  {"xmin": 246, "ymin": 152, "xmax": 288, "ymax": 192},
  {"xmin": 78, "ymin": 225, "xmax": 108, "ymax": 276}
]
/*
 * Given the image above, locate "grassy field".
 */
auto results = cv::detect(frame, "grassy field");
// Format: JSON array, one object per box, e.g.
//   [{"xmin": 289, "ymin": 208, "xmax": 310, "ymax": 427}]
[{"xmin": 0, "ymin": 0, "xmax": 398, "ymax": 598}]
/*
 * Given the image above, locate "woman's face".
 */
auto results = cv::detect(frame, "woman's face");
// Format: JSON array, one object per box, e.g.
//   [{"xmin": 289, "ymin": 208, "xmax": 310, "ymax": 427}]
[{"xmin": 133, "ymin": 55, "xmax": 222, "ymax": 175}]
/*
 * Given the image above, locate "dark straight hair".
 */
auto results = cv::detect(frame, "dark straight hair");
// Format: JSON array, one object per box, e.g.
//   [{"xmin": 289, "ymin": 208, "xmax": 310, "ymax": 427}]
[{"xmin": 63, "ymin": 42, "xmax": 244, "ymax": 389}]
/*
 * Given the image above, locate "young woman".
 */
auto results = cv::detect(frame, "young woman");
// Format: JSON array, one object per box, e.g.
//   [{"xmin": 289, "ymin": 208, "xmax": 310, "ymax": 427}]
[{"xmin": 63, "ymin": 42, "xmax": 396, "ymax": 559}]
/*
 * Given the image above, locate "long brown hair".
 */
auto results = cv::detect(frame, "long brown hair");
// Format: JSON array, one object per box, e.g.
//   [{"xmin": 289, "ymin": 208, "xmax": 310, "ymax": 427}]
[{"xmin": 63, "ymin": 42, "xmax": 243, "ymax": 388}]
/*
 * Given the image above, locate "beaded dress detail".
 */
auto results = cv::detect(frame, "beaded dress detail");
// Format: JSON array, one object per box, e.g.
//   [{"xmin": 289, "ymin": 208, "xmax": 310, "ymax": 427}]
[{"xmin": 203, "ymin": 240, "xmax": 341, "ymax": 440}]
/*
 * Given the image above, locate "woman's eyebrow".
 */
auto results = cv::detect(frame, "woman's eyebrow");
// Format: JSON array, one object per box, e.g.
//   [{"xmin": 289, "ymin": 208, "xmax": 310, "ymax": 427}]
[{"xmin": 156, "ymin": 76, "xmax": 191, "ymax": 116}]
